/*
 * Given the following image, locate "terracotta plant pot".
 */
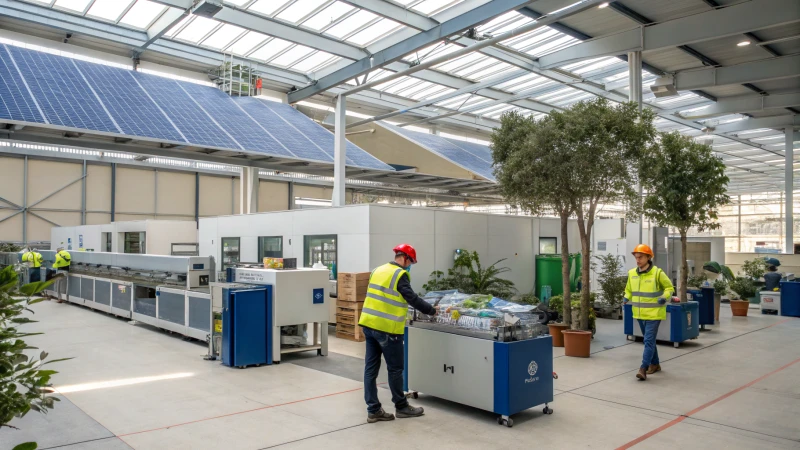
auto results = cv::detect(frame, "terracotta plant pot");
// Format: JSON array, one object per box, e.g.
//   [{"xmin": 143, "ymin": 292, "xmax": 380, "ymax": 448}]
[
  {"xmin": 548, "ymin": 323, "xmax": 569, "ymax": 347},
  {"xmin": 730, "ymin": 300, "xmax": 750, "ymax": 317},
  {"xmin": 563, "ymin": 330, "xmax": 592, "ymax": 357}
]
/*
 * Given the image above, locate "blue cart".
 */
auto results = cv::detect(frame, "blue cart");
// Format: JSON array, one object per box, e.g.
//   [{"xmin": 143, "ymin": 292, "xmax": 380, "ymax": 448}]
[
  {"xmin": 624, "ymin": 302, "xmax": 700, "ymax": 348},
  {"xmin": 404, "ymin": 323, "xmax": 554, "ymax": 427}
]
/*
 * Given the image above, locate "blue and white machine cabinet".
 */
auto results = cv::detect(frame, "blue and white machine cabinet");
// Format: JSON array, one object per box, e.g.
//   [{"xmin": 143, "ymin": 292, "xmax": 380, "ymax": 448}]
[
  {"xmin": 221, "ymin": 286, "xmax": 273, "ymax": 368},
  {"xmin": 624, "ymin": 302, "xmax": 700, "ymax": 348},
  {"xmin": 404, "ymin": 323, "xmax": 554, "ymax": 428}
]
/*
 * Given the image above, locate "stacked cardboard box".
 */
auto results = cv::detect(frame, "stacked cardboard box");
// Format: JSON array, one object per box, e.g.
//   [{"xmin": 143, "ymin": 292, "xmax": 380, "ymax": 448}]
[{"xmin": 335, "ymin": 272, "xmax": 369, "ymax": 342}]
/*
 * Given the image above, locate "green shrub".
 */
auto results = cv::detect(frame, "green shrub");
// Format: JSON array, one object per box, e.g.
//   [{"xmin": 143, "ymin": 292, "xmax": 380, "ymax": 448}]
[
  {"xmin": 547, "ymin": 295, "xmax": 563, "ymax": 315},
  {"xmin": 594, "ymin": 254, "xmax": 627, "ymax": 308},
  {"xmin": 687, "ymin": 272, "xmax": 708, "ymax": 288},
  {"xmin": 741, "ymin": 258, "xmax": 769, "ymax": 280},
  {"xmin": 713, "ymin": 279, "xmax": 728, "ymax": 296},
  {"xmin": 422, "ymin": 250, "xmax": 516, "ymax": 298},
  {"xmin": 729, "ymin": 277, "xmax": 756, "ymax": 299},
  {"xmin": 514, "ymin": 292, "xmax": 539, "ymax": 305}
]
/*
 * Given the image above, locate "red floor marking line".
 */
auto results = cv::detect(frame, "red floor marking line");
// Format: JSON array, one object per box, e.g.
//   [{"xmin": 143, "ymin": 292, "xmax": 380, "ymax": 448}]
[
  {"xmin": 765, "ymin": 318, "xmax": 794, "ymax": 328},
  {"xmin": 117, "ymin": 385, "xmax": 369, "ymax": 437},
  {"xmin": 616, "ymin": 356, "xmax": 800, "ymax": 450}
]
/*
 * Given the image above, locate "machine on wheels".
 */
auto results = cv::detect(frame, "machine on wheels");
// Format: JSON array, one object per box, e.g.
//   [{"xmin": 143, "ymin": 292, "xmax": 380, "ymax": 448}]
[
  {"xmin": 624, "ymin": 301, "xmax": 700, "ymax": 348},
  {"xmin": 404, "ymin": 307, "xmax": 554, "ymax": 427}
]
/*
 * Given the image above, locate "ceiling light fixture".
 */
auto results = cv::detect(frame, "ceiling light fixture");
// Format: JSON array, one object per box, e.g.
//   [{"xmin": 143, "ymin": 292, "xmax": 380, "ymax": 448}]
[
  {"xmin": 598, "ymin": 2, "xmax": 609, "ymax": 8},
  {"xmin": 737, "ymin": 41, "xmax": 751, "ymax": 47}
]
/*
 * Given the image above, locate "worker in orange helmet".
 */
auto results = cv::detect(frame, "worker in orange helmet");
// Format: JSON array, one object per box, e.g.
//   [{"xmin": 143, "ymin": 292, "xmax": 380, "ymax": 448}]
[
  {"xmin": 359, "ymin": 244, "xmax": 436, "ymax": 423},
  {"xmin": 624, "ymin": 244, "xmax": 674, "ymax": 381}
]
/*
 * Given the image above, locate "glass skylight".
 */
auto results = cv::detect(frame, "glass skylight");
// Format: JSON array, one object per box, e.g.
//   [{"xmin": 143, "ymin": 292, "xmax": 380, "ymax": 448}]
[
  {"xmin": 119, "ymin": 1, "xmax": 167, "ymax": 29},
  {"xmin": 325, "ymin": 10, "xmax": 377, "ymax": 39},
  {"xmin": 302, "ymin": 2, "xmax": 355, "ymax": 30},
  {"xmin": 248, "ymin": 0, "xmax": 292, "ymax": 16},
  {"xmin": 249, "ymin": 38, "xmax": 293, "ymax": 61},
  {"xmin": 226, "ymin": 31, "xmax": 269, "ymax": 56},
  {"xmin": 86, "ymin": 0, "xmax": 134, "ymax": 21},
  {"xmin": 53, "ymin": 0, "xmax": 92, "ymax": 13},
  {"xmin": 164, "ymin": 15, "xmax": 192, "ymax": 37},
  {"xmin": 175, "ymin": 16, "xmax": 219, "ymax": 42},
  {"xmin": 276, "ymin": 0, "xmax": 328, "ymax": 23},
  {"xmin": 202, "ymin": 24, "xmax": 246, "ymax": 49},
  {"xmin": 347, "ymin": 19, "xmax": 403, "ymax": 46},
  {"xmin": 270, "ymin": 44, "xmax": 314, "ymax": 66},
  {"xmin": 412, "ymin": 0, "xmax": 462, "ymax": 16},
  {"xmin": 290, "ymin": 50, "xmax": 336, "ymax": 72}
]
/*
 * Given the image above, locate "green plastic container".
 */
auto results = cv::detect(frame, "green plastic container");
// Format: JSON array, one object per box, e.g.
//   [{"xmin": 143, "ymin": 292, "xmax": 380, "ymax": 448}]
[{"xmin": 536, "ymin": 253, "xmax": 582, "ymax": 298}]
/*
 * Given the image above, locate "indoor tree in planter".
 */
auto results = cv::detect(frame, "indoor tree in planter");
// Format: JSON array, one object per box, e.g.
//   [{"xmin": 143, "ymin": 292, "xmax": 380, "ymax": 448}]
[
  {"xmin": 593, "ymin": 254, "xmax": 627, "ymax": 318},
  {"xmin": 491, "ymin": 110, "xmax": 578, "ymax": 329},
  {"xmin": 728, "ymin": 277, "xmax": 755, "ymax": 316},
  {"xmin": 640, "ymin": 131, "xmax": 730, "ymax": 302}
]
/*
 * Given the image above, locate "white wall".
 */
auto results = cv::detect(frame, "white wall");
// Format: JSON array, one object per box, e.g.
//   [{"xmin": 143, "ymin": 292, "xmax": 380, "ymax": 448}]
[
  {"xmin": 145, "ymin": 221, "xmax": 198, "ymax": 255},
  {"xmin": 50, "ymin": 223, "xmax": 111, "ymax": 251},
  {"xmin": 536, "ymin": 218, "xmax": 581, "ymax": 254},
  {"xmin": 368, "ymin": 206, "xmax": 436, "ymax": 292}
]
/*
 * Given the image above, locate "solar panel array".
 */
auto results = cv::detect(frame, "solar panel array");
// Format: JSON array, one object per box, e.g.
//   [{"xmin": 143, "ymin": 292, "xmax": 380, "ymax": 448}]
[
  {"xmin": 379, "ymin": 122, "xmax": 496, "ymax": 181},
  {"xmin": 0, "ymin": 45, "xmax": 392, "ymax": 172}
]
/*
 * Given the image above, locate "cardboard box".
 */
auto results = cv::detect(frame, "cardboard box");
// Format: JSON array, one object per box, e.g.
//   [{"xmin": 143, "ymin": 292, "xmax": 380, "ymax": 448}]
[
  {"xmin": 337, "ymin": 299, "xmax": 364, "ymax": 308},
  {"xmin": 339, "ymin": 272, "xmax": 370, "ymax": 282},
  {"xmin": 336, "ymin": 323, "xmax": 365, "ymax": 342},
  {"xmin": 335, "ymin": 313, "xmax": 357, "ymax": 326},
  {"xmin": 338, "ymin": 285, "xmax": 367, "ymax": 302}
]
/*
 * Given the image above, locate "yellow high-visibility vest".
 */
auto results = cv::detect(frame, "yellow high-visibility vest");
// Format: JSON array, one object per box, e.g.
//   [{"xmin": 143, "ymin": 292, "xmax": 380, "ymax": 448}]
[
  {"xmin": 624, "ymin": 265, "xmax": 674, "ymax": 320},
  {"xmin": 358, "ymin": 263, "xmax": 409, "ymax": 335},
  {"xmin": 53, "ymin": 250, "xmax": 71, "ymax": 269},
  {"xmin": 22, "ymin": 251, "xmax": 43, "ymax": 268}
]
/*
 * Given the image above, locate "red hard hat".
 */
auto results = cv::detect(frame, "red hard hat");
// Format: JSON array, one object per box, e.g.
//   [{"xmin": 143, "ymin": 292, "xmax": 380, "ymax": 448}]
[{"xmin": 393, "ymin": 244, "xmax": 417, "ymax": 263}]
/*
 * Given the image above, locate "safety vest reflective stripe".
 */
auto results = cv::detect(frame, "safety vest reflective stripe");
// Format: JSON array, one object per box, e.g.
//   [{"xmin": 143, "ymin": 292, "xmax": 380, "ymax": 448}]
[
  {"xmin": 365, "ymin": 291, "xmax": 407, "ymax": 308},
  {"xmin": 367, "ymin": 283, "xmax": 399, "ymax": 297},
  {"xmin": 361, "ymin": 307, "xmax": 406, "ymax": 322},
  {"xmin": 630, "ymin": 302, "xmax": 662, "ymax": 308},
  {"xmin": 631, "ymin": 291, "xmax": 663, "ymax": 298}
]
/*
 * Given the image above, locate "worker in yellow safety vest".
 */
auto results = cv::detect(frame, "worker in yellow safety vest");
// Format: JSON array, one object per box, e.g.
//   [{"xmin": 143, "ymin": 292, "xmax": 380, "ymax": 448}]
[
  {"xmin": 21, "ymin": 248, "xmax": 43, "ymax": 283},
  {"xmin": 624, "ymin": 244, "xmax": 675, "ymax": 381},
  {"xmin": 359, "ymin": 244, "xmax": 437, "ymax": 423},
  {"xmin": 52, "ymin": 247, "xmax": 71, "ymax": 303}
]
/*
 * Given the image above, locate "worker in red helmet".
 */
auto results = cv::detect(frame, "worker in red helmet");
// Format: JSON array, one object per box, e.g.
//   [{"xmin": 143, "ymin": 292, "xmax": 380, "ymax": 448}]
[
  {"xmin": 359, "ymin": 243, "xmax": 437, "ymax": 423},
  {"xmin": 625, "ymin": 244, "xmax": 674, "ymax": 381}
]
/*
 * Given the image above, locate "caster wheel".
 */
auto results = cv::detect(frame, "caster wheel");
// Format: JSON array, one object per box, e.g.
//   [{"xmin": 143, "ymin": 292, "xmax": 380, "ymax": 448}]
[
  {"xmin": 497, "ymin": 417, "xmax": 503, "ymax": 425},
  {"xmin": 412, "ymin": 392, "xmax": 419, "ymax": 399},
  {"xmin": 505, "ymin": 418, "xmax": 513, "ymax": 427},
  {"xmin": 543, "ymin": 406, "xmax": 553, "ymax": 415},
  {"xmin": 317, "ymin": 349, "xmax": 322, "ymax": 356}
]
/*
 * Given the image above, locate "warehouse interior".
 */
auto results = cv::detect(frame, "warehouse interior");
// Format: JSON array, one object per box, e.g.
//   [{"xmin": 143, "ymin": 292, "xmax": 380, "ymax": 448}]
[{"xmin": 0, "ymin": 0, "xmax": 799, "ymax": 449}]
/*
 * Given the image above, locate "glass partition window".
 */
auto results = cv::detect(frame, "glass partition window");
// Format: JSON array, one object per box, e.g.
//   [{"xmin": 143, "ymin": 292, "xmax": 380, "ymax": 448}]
[
  {"xmin": 304, "ymin": 235, "xmax": 337, "ymax": 268},
  {"xmin": 102, "ymin": 232, "xmax": 112, "ymax": 252},
  {"xmin": 221, "ymin": 237, "xmax": 240, "ymax": 270},
  {"xmin": 123, "ymin": 232, "xmax": 145, "ymax": 254},
  {"xmin": 258, "ymin": 236, "xmax": 283, "ymax": 259},
  {"xmin": 539, "ymin": 237, "xmax": 557, "ymax": 254}
]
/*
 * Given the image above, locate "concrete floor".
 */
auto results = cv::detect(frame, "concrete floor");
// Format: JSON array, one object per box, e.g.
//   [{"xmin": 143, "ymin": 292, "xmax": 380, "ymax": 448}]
[{"xmin": 2, "ymin": 301, "xmax": 798, "ymax": 450}]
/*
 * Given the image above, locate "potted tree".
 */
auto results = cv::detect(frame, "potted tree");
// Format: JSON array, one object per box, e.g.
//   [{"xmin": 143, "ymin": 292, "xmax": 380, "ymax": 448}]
[
  {"xmin": 741, "ymin": 257, "xmax": 770, "ymax": 304},
  {"xmin": 594, "ymin": 254, "xmax": 626, "ymax": 320},
  {"xmin": 640, "ymin": 131, "xmax": 730, "ymax": 302},
  {"xmin": 728, "ymin": 277, "xmax": 755, "ymax": 316},
  {"xmin": 712, "ymin": 279, "xmax": 728, "ymax": 321},
  {"xmin": 491, "ymin": 110, "xmax": 579, "ymax": 341},
  {"xmin": 545, "ymin": 295, "xmax": 568, "ymax": 347}
]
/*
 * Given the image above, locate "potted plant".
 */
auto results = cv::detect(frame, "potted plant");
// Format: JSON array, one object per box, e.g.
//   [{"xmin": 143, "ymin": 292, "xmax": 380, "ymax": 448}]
[
  {"xmin": 728, "ymin": 277, "xmax": 755, "ymax": 316},
  {"xmin": 545, "ymin": 295, "xmax": 568, "ymax": 347},
  {"xmin": 712, "ymin": 279, "xmax": 728, "ymax": 321},
  {"xmin": 594, "ymin": 254, "xmax": 626, "ymax": 319},
  {"xmin": 740, "ymin": 257, "xmax": 769, "ymax": 303}
]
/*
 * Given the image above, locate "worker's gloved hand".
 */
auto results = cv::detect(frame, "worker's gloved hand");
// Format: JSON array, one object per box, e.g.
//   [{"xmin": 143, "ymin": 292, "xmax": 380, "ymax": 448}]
[{"xmin": 657, "ymin": 297, "xmax": 667, "ymax": 305}]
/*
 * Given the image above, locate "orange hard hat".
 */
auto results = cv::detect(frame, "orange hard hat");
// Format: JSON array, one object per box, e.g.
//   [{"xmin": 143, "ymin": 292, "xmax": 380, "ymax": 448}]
[
  {"xmin": 632, "ymin": 244, "xmax": 653, "ymax": 257},
  {"xmin": 393, "ymin": 244, "xmax": 417, "ymax": 263}
]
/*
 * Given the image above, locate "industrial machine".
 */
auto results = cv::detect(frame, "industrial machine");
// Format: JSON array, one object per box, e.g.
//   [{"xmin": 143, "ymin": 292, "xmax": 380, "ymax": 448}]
[
  {"xmin": 404, "ymin": 300, "xmax": 554, "ymax": 428},
  {"xmin": 226, "ymin": 266, "xmax": 329, "ymax": 363},
  {"xmin": 29, "ymin": 251, "xmax": 216, "ymax": 341},
  {"xmin": 687, "ymin": 288, "xmax": 715, "ymax": 329},
  {"xmin": 624, "ymin": 301, "xmax": 700, "ymax": 347},
  {"xmin": 778, "ymin": 281, "xmax": 800, "ymax": 317}
]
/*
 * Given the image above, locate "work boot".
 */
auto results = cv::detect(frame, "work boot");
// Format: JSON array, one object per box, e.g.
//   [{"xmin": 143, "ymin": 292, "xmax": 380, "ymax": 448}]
[
  {"xmin": 396, "ymin": 404, "xmax": 424, "ymax": 418},
  {"xmin": 367, "ymin": 408, "xmax": 395, "ymax": 423},
  {"xmin": 646, "ymin": 364, "xmax": 661, "ymax": 375},
  {"xmin": 636, "ymin": 368, "xmax": 647, "ymax": 381}
]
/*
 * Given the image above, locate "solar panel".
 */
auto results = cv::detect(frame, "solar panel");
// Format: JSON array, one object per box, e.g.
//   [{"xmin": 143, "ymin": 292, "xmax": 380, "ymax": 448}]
[
  {"xmin": 0, "ymin": 45, "xmax": 394, "ymax": 173},
  {"xmin": 257, "ymin": 100, "xmax": 393, "ymax": 171},
  {"xmin": 381, "ymin": 122, "xmax": 496, "ymax": 181},
  {"xmin": 443, "ymin": 138, "xmax": 494, "ymax": 164},
  {"xmin": 0, "ymin": 45, "xmax": 46, "ymax": 124},
  {"xmin": 179, "ymin": 84, "xmax": 296, "ymax": 159},
  {"xmin": 7, "ymin": 46, "xmax": 119, "ymax": 133},
  {"xmin": 130, "ymin": 72, "xmax": 240, "ymax": 150},
  {"xmin": 73, "ymin": 60, "xmax": 186, "ymax": 143}
]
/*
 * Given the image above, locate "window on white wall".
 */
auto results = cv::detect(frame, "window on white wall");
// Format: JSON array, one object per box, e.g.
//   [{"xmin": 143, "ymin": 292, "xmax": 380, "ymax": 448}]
[{"xmin": 540, "ymin": 237, "xmax": 557, "ymax": 254}]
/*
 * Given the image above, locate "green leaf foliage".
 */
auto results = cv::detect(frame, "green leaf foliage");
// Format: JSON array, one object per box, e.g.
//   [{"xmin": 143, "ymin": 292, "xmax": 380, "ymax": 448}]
[
  {"xmin": 593, "ymin": 254, "xmax": 627, "ymax": 309},
  {"xmin": 422, "ymin": 250, "xmax": 516, "ymax": 299},
  {"xmin": 641, "ymin": 131, "xmax": 729, "ymax": 300},
  {"xmin": 13, "ymin": 442, "xmax": 38, "ymax": 450},
  {"xmin": 0, "ymin": 265, "xmax": 69, "ymax": 438}
]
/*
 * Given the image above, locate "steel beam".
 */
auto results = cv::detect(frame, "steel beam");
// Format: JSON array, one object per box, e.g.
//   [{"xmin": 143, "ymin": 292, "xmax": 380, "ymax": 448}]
[
  {"xmin": 674, "ymin": 55, "xmax": 800, "ymax": 90},
  {"xmin": 713, "ymin": 115, "xmax": 799, "ymax": 134},
  {"xmin": 538, "ymin": 0, "xmax": 800, "ymax": 69},
  {"xmin": 288, "ymin": 0, "xmax": 535, "ymax": 103},
  {"xmin": 343, "ymin": 0, "xmax": 605, "ymax": 96},
  {"xmin": 332, "ymin": 95, "xmax": 347, "ymax": 207},
  {"xmin": 141, "ymin": 7, "xmax": 188, "ymax": 50},
  {"xmin": 680, "ymin": 92, "xmax": 800, "ymax": 119},
  {"xmin": 339, "ymin": 0, "xmax": 438, "ymax": 30},
  {"xmin": 786, "ymin": 126, "xmax": 794, "ymax": 254},
  {"xmin": 23, "ymin": 155, "xmax": 27, "ymax": 244},
  {"xmin": 81, "ymin": 159, "xmax": 86, "ymax": 225},
  {"xmin": 111, "ymin": 162, "xmax": 116, "ymax": 222}
]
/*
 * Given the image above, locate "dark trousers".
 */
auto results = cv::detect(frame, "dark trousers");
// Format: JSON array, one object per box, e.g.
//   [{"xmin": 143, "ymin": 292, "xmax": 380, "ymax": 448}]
[
  {"xmin": 363, "ymin": 326, "xmax": 408, "ymax": 414},
  {"xmin": 638, "ymin": 319, "xmax": 661, "ymax": 369},
  {"xmin": 28, "ymin": 267, "xmax": 41, "ymax": 283}
]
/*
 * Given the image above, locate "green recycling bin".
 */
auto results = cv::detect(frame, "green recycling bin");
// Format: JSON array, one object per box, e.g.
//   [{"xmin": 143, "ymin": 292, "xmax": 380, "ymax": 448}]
[{"xmin": 536, "ymin": 253, "xmax": 581, "ymax": 299}]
